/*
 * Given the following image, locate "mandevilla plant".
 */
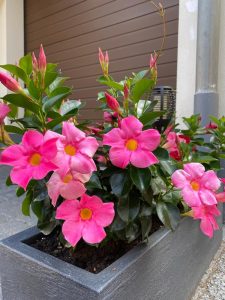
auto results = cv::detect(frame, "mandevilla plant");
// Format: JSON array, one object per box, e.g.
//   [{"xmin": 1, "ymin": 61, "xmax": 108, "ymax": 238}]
[{"xmin": 0, "ymin": 45, "xmax": 225, "ymax": 250}]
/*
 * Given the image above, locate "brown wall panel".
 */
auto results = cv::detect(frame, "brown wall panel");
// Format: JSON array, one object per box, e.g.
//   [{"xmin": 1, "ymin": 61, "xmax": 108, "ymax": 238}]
[{"xmin": 25, "ymin": 0, "xmax": 179, "ymax": 120}]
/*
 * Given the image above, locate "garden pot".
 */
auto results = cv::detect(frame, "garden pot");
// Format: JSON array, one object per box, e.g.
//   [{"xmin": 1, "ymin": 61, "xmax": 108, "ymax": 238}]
[{"xmin": 0, "ymin": 216, "xmax": 222, "ymax": 300}]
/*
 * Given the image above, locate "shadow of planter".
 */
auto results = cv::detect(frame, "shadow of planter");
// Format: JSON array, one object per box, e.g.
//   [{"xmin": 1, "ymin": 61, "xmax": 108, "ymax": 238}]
[{"xmin": 0, "ymin": 216, "xmax": 222, "ymax": 300}]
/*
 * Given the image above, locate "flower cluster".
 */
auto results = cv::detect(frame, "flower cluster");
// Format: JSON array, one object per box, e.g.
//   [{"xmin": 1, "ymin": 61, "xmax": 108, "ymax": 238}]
[{"xmin": 0, "ymin": 44, "xmax": 224, "ymax": 250}]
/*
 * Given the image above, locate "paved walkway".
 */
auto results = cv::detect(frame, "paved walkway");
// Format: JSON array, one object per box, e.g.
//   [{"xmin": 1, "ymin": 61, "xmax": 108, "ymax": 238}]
[{"xmin": 0, "ymin": 165, "xmax": 225, "ymax": 299}]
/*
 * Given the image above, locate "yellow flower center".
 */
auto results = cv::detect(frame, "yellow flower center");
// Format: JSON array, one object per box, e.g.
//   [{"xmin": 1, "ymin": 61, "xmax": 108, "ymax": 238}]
[
  {"xmin": 80, "ymin": 208, "xmax": 92, "ymax": 220},
  {"xmin": 64, "ymin": 144, "xmax": 76, "ymax": 156},
  {"xmin": 62, "ymin": 173, "xmax": 73, "ymax": 184},
  {"xmin": 126, "ymin": 139, "xmax": 138, "ymax": 151},
  {"xmin": 29, "ymin": 153, "xmax": 42, "ymax": 166},
  {"xmin": 190, "ymin": 181, "xmax": 200, "ymax": 191}
]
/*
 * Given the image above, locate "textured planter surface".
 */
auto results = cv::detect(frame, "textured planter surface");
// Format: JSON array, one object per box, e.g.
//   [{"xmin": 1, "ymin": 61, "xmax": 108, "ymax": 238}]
[{"xmin": 0, "ymin": 217, "xmax": 222, "ymax": 300}]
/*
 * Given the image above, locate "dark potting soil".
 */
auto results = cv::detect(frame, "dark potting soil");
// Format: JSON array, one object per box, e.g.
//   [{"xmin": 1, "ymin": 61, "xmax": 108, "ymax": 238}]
[{"xmin": 27, "ymin": 220, "xmax": 161, "ymax": 274}]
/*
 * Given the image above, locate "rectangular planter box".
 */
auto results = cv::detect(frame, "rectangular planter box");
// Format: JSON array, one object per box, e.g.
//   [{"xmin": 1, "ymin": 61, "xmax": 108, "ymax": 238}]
[{"xmin": 0, "ymin": 217, "xmax": 222, "ymax": 300}]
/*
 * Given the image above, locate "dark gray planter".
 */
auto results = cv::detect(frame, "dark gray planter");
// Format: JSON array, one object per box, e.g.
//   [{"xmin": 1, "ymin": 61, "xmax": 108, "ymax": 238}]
[{"xmin": 0, "ymin": 216, "xmax": 222, "ymax": 300}]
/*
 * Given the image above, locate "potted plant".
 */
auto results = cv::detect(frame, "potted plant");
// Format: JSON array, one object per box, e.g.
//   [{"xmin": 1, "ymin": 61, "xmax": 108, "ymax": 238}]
[{"xmin": 0, "ymin": 41, "xmax": 225, "ymax": 299}]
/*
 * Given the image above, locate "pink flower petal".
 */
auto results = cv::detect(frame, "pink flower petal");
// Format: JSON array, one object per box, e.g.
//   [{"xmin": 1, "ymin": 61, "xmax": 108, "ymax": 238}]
[
  {"xmin": 94, "ymin": 203, "xmax": 115, "ymax": 227},
  {"xmin": 199, "ymin": 189, "xmax": 217, "ymax": 205},
  {"xmin": 47, "ymin": 172, "xmax": 61, "ymax": 206},
  {"xmin": 120, "ymin": 116, "xmax": 143, "ymax": 138},
  {"xmin": 80, "ymin": 194, "xmax": 102, "ymax": 210},
  {"xmin": 78, "ymin": 136, "xmax": 99, "ymax": 157},
  {"xmin": 70, "ymin": 153, "xmax": 96, "ymax": 173},
  {"xmin": 60, "ymin": 180, "xmax": 86, "ymax": 200},
  {"xmin": 103, "ymin": 128, "xmax": 125, "ymax": 147},
  {"xmin": 56, "ymin": 200, "xmax": 80, "ymax": 220},
  {"xmin": 183, "ymin": 163, "xmax": 205, "ymax": 180},
  {"xmin": 200, "ymin": 170, "xmax": 221, "ymax": 191},
  {"xmin": 82, "ymin": 220, "xmax": 106, "ymax": 244},
  {"xmin": 208, "ymin": 215, "xmax": 219, "ymax": 230},
  {"xmin": 138, "ymin": 129, "xmax": 161, "ymax": 151},
  {"xmin": 172, "ymin": 170, "xmax": 191, "ymax": 188},
  {"xmin": 62, "ymin": 220, "xmax": 83, "ymax": 246},
  {"xmin": 130, "ymin": 149, "xmax": 158, "ymax": 168},
  {"xmin": 0, "ymin": 144, "xmax": 27, "ymax": 167},
  {"xmin": 62, "ymin": 122, "xmax": 85, "ymax": 143},
  {"xmin": 10, "ymin": 167, "xmax": 32, "ymax": 190},
  {"xmin": 109, "ymin": 147, "xmax": 131, "ymax": 169},
  {"xmin": 181, "ymin": 186, "xmax": 202, "ymax": 206},
  {"xmin": 72, "ymin": 171, "xmax": 91, "ymax": 183},
  {"xmin": 200, "ymin": 219, "xmax": 214, "ymax": 238},
  {"xmin": 41, "ymin": 138, "xmax": 58, "ymax": 160},
  {"xmin": 31, "ymin": 161, "xmax": 57, "ymax": 180},
  {"xmin": 22, "ymin": 130, "xmax": 44, "ymax": 151}
]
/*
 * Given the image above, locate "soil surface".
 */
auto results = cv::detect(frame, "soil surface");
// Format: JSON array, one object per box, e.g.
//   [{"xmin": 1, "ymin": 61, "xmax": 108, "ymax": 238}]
[{"xmin": 26, "ymin": 220, "xmax": 161, "ymax": 274}]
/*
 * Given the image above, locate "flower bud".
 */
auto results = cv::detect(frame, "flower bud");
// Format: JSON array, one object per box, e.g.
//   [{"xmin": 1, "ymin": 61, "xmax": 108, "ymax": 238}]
[
  {"xmin": 32, "ymin": 52, "xmax": 38, "ymax": 72},
  {"xmin": 124, "ymin": 83, "xmax": 129, "ymax": 100},
  {"xmin": 38, "ymin": 44, "xmax": 47, "ymax": 75},
  {"xmin": 0, "ymin": 71, "xmax": 23, "ymax": 93},
  {"xmin": 98, "ymin": 48, "xmax": 109, "ymax": 76},
  {"xmin": 105, "ymin": 92, "xmax": 120, "ymax": 113},
  {"xmin": 0, "ymin": 103, "xmax": 10, "ymax": 124},
  {"xmin": 150, "ymin": 53, "xmax": 157, "ymax": 69}
]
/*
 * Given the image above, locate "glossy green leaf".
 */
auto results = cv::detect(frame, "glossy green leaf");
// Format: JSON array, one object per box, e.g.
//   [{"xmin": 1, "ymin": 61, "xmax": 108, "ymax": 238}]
[
  {"xmin": 132, "ymin": 69, "xmax": 149, "ymax": 85},
  {"xmin": 44, "ymin": 72, "xmax": 58, "ymax": 89},
  {"xmin": 21, "ymin": 192, "xmax": 33, "ymax": 216},
  {"xmin": 48, "ymin": 76, "xmax": 69, "ymax": 93},
  {"xmin": 156, "ymin": 202, "xmax": 180, "ymax": 230},
  {"xmin": 140, "ymin": 111, "xmax": 165, "ymax": 125},
  {"xmin": 16, "ymin": 187, "xmax": 26, "ymax": 197},
  {"xmin": 3, "ymin": 94, "xmax": 40, "ymax": 113},
  {"xmin": 42, "ymin": 92, "xmax": 71, "ymax": 112},
  {"xmin": 111, "ymin": 215, "xmax": 126, "ymax": 231},
  {"xmin": 130, "ymin": 166, "xmax": 151, "ymax": 193},
  {"xmin": 86, "ymin": 172, "xmax": 102, "ymax": 189},
  {"xmin": 98, "ymin": 75, "xmax": 124, "ymax": 91},
  {"xmin": 125, "ymin": 223, "xmax": 139, "ymax": 242},
  {"xmin": 46, "ymin": 113, "xmax": 76, "ymax": 129},
  {"xmin": 140, "ymin": 216, "xmax": 152, "ymax": 240},
  {"xmin": 19, "ymin": 54, "xmax": 32, "ymax": 75},
  {"xmin": 6, "ymin": 176, "xmax": 13, "ymax": 186},
  {"xmin": 132, "ymin": 78, "xmax": 154, "ymax": 103},
  {"xmin": 60, "ymin": 100, "xmax": 81, "ymax": 115},
  {"xmin": 0, "ymin": 64, "xmax": 29, "ymax": 84},
  {"xmin": 110, "ymin": 172, "xmax": 131, "ymax": 197},
  {"xmin": 117, "ymin": 195, "xmax": 140, "ymax": 223},
  {"xmin": 4, "ymin": 125, "xmax": 24, "ymax": 134}
]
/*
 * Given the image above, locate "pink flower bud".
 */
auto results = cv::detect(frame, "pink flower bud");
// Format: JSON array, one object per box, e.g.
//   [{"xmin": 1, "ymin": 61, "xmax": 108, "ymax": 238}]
[
  {"xmin": 150, "ymin": 53, "xmax": 157, "ymax": 69},
  {"xmin": 98, "ymin": 48, "xmax": 109, "ymax": 76},
  {"xmin": 38, "ymin": 44, "xmax": 47, "ymax": 74},
  {"xmin": 98, "ymin": 48, "xmax": 104, "ymax": 64},
  {"xmin": 104, "ymin": 111, "xmax": 113, "ymax": 123},
  {"xmin": 0, "ymin": 103, "xmax": 10, "ymax": 124},
  {"xmin": 205, "ymin": 121, "xmax": 218, "ymax": 130},
  {"xmin": 105, "ymin": 92, "xmax": 120, "ymax": 113},
  {"xmin": 124, "ymin": 83, "xmax": 129, "ymax": 100},
  {"xmin": 32, "ymin": 52, "xmax": 38, "ymax": 72},
  {"xmin": 0, "ymin": 71, "xmax": 22, "ymax": 93}
]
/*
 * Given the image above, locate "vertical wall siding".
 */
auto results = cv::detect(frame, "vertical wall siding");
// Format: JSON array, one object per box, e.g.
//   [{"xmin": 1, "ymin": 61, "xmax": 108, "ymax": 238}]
[{"xmin": 25, "ymin": 0, "xmax": 179, "ymax": 120}]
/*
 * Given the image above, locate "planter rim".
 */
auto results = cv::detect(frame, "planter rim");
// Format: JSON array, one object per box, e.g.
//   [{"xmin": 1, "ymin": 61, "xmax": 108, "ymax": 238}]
[{"xmin": 0, "ymin": 221, "xmax": 174, "ymax": 292}]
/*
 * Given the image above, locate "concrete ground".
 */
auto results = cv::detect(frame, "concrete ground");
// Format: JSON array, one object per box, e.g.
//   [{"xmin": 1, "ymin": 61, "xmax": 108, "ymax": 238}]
[{"xmin": 0, "ymin": 165, "xmax": 225, "ymax": 299}]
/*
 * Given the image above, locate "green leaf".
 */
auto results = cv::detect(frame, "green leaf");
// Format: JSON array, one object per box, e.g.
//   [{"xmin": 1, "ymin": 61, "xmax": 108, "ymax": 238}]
[
  {"xmin": 117, "ymin": 195, "xmax": 140, "ymax": 223},
  {"xmin": 42, "ymin": 92, "xmax": 71, "ymax": 112},
  {"xmin": 6, "ymin": 176, "xmax": 13, "ymax": 186},
  {"xmin": 7, "ymin": 104, "xmax": 18, "ymax": 118},
  {"xmin": 110, "ymin": 172, "xmax": 132, "ymax": 197},
  {"xmin": 193, "ymin": 155, "xmax": 218, "ymax": 163},
  {"xmin": 162, "ymin": 190, "xmax": 181, "ymax": 205},
  {"xmin": 0, "ymin": 64, "xmax": 29, "ymax": 84},
  {"xmin": 98, "ymin": 75, "xmax": 124, "ymax": 91},
  {"xmin": 130, "ymin": 166, "xmax": 151, "ymax": 193},
  {"xmin": 151, "ymin": 176, "xmax": 167, "ymax": 195},
  {"xmin": 44, "ymin": 72, "xmax": 58, "ymax": 89},
  {"xmin": 139, "ymin": 111, "xmax": 165, "ymax": 125},
  {"xmin": 160, "ymin": 161, "xmax": 177, "ymax": 176},
  {"xmin": 16, "ymin": 187, "xmax": 26, "ymax": 197},
  {"xmin": 156, "ymin": 202, "xmax": 180, "ymax": 230},
  {"xmin": 3, "ymin": 94, "xmax": 40, "ymax": 113},
  {"xmin": 37, "ymin": 220, "xmax": 57, "ymax": 235},
  {"xmin": 132, "ymin": 69, "xmax": 149, "ymax": 85},
  {"xmin": 31, "ymin": 200, "xmax": 43, "ymax": 219},
  {"xmin": 21, "ymin": 192, "xmax": 33, "ymax": 216},
  {"xmin": 4, "ymin": 125, "xmax": 24, "ymax": 134},
  {"xmin": 46, "ymin": 113, "xmax": 76, "ymax": 129},
  {"xmin": 49, "ymin": 86, "xmax": 72, "ymax": 98},
  {"xmin": 132, "ymin": 78, "xmax": 154, "ymax": 103},
  {"xmin": 19, "ymin": 54, "xmax": 32, "ymax": 75},
  {"xmin": 28, "ymin": 81, "xmax": 41, "ymax": 100},
  {"xmin": 111, "ymin": 215, "xmax": 126, "ymax": 231},
  {"xmin": 86, "ymin": 173, "xmax": 102, "ymax": 189},
  {"xmin": 125, "ymin": 223, "xmax": 139, "ymax": 242},
  {"xmin": 140, "ymin": 216, "xmax": 152, "ymax": 240},
  {"xmin": 48, "ymin": 76, "xmax": 69, "ymax": 93},
  {"xmin": 60, "ymin": 100, "xmax": 81, "ymax": 115}
]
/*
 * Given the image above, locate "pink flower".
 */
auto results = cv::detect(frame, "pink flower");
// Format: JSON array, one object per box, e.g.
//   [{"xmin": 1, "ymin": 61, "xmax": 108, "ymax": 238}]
[
  {"xmin": 0, "ymin": 130, "xmax": 58, "ymax": 189},
  {"xmin": 0, "ymin": 71, "xmax": 22, "ymax": 93},
  {"xmin": 172, "ymin": 163, "xmax": 221, "ymax": 207},
  {"xmin": 98, "ymin": 48, "xmax": 109, "ymax": 76},
  {"xmin": 47, "ymin": 167, "xmax": 91, "ymax": 207},
  {"xmin": 103, "ymin": 116, "xmax": 160, "ymax": 168},
  {"xmin": 192, "ymin": 205, "xmax": 220, "ymax": 238},
  {"xmin": 56, "ymin": 194, "xmax": 115, "ymax": 246},
  {"xmin": 0, "ymin": 103, "xmax": 10, "ymax": 124},
  {"xmin": 163, "ymin": 132, "xmax": 190, "ymax": 161},
  {"xmin": 104, "ymin": 111, "xmax": 118, "ymax": 123},
  {"xmin": 38, "ymin": 44, "xmax": 46, "ymax": 74},
  {"xmin": 105, "ymin": 92, "xmax": 120, "ymax": 113},
  {"xmin": 47, "ymin": 122, "xmax": 99, "ymax": 174},
  {"xmin": 206, "ymin": 121, "xmax": 218, "ymax": 130}
]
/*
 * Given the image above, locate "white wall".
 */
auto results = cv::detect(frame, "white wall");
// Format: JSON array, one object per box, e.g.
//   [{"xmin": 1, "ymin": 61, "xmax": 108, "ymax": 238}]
[
  {"xmin": 176, "ymin": 0, "xmax": 198, "ymax": 123},
  {"xmin": 218, "ymin": 0, "xmax": 225, "ymax": 117}
]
